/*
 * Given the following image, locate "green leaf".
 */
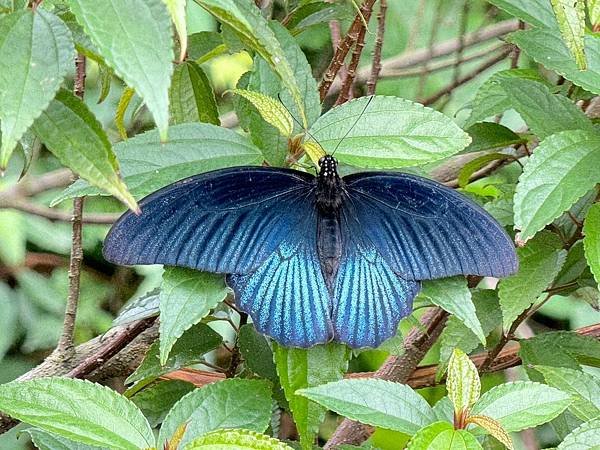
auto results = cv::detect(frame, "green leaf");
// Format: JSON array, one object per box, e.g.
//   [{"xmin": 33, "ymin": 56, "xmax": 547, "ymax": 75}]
[
  {"xmin": 498, "ymin": 231, "xmax": 567, "ymax": 330},
  {"xmin": 127, "ymin": 322, "xmax": 222, "ymax": 386},
  {"xmin": 273, "ymin": 343, "xmax": 349, "ymax": 449},
  {"xmin": 406, "ymin": 422, "xmax": 482, "ymax": 450},
  {"xmin": 158, "ymin": 379, "xmax": 272, "ymax": 448},
  {"xmin": 514, "ymin": 130, "xmax": 600, "ymax": 241},
  {"xmin": 24, "ymin": 428, "xmax": 102, "ymax": 450},
  {"xmin": 471, "ymin": 381, "xmax": 572, "ymax": 432},
  {"xmin": 308, "ymin": 96, "xmax": 471, "ymax": 168},
  {"xmin": 298, "ymin": 379, "xmax": 436, "ymax": 436},
  {"xmin": 496, "ymin": 77, "xmax": 593, "ymax": 140},
  {"xmin": 420, "ymin": 277, "xmax": 485, "ymax": 345},
  {"xmin": 551, "ymin": 0, "xmax": 587, "ymax": 69},
  {"xmin": 0, "ymin": 210, "xmax": 25, "ymax": 267},
  {"xmin": 447, "ymin": 349, "xmax": 481, "ymax": 415},
  {"xmin": 466, "ymin": 415, "xmax": 514, "ymax": 450},
  {"xmin": 555, "ymin": 241, "xmax": 588, "ymax": 287},
  {"xmin": 590, "ymin": 0, "xmax": 600, "ymax": 26},
  {"xmin": 558, "ymin": 417, "xmax": 600, "ymax": 449},
  {"xmin": 188, "ymin": 31, "xmax": 225, "ymax": 63},
  {"xmin": 163, "ymin": 0, "xmax": 187, "ymax": 62},
  {"xmin": 130, "ymin": 380, "xmax": 195, "ymax": 428},
  {"xmin": 68, "ymin": 0, "xmax": 173, "ymax": 139},
  {"xmin": 0, "ymin": 9, "xmax": 73, "ymax": 169},
  {"xmin": 462, "ymin": 123, "xmax": 526, "ymax": 154},
  {"xmin": 458, "ymin": 153, "xmax": 513, "ymax": 188},
  {"xmin": 184, "ymin": 429, "xmax": 293, "ymax": 450},
  {"xmin": 115, "ymin": 87, "xmax": 135, "ymax": 140},
  {"xmin": 285, "ymin": 2, "xmax": 349, "ymax": 35},
  {"xmin": 230, "ymin": 89, "xmax": 293, "ymax": 138},
  {"xmin": 0, "ymin": 377, "xmax": 153, "ymax": 449},
  {"xmin": 235, "ymin": 21, "xmax": 320, "ymax": 166},
  {"xmin": 196, "ymin": 0, "xmax": 307, "ymax": 127},
  {"xmin": 0, "ymin": 282, "xmax": 18, "ymax": 360},
  {"xmin": 508, "ymin": 29, "xmax": 600, "ymax": 95},
  {"xmin": 170, "ymin": 61, "xmax": 220, "ymax": 125},
  {"xmin": 159, "ymin": 267, "xmax": 228, "ymax": 364},
  {"xmin": 238, "ymin": 324, "xmax": 278, "ymax": 383},
  {"xmin": 31, "ymin": 89, "xmax": 138, "ymax": 212},
  {"xmin": 535, "ymin": 366, "xmax": 600, "ymax": 421},
  {"xmin": 464, "ymin": 69, "xmax": 550, "ymax": 128},
  {"xmin": 52, "ymin": 123, "xmax": 263, "ymax": 204},
  {"xmin": 113, "ymin": 290, "xmax": 160, "ymax": 327},
  {"xmin": 584, "ymin": 203, "xmax": 600, "ymax": 286},
  {"xmin": 487, "ymin": 0, "xmax": 557, "ymax": 28}
]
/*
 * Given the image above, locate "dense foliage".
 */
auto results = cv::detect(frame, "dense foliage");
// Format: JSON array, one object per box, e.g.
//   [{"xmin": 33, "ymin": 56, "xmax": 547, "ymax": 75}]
[{"xmin": 0, "ymin": 0, "xmax": 600, "ymax": 449}]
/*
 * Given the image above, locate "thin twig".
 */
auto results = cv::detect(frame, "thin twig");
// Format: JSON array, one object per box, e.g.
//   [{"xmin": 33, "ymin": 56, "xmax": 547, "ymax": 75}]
[
  {"xmin": 55, "ymin": 53, "xmax": 87, "ymax": 360},
  {"xmin": 510, "ymin": 20, "xmax": 525, "ymax": 68},
  {"xmin": 366, "ymin": 0, "xmax": 387, "ymax": 95},
  {"xmin": 0, "ymin": 197, "xmax": 119, "ymax": 224},
  {"xmin": 417, "ymin": 0, "xmax": 444, "ymax": 100},
  {"xmin": 319, "ymin": 0, "xmax": 377, "ymax": 102},
  {"xmin": 226, "ymin": 312, "xmax": 248, "ymax": 378},
  {"xmin": 451, "ymin": 1, "xmax": 470, "ymax": 89}
]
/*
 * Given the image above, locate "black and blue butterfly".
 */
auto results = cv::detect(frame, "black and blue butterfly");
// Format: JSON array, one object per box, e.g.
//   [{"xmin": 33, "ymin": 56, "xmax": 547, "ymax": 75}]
[{"xmin": 103, "ymin": 151, "xmax": 518, "ymax": 349}]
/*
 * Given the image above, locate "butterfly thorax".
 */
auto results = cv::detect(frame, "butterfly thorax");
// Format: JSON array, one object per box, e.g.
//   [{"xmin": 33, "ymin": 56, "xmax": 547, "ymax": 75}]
[{"xmin": 316, "ymin": 155, "xmax": 343, "ymax": 213}]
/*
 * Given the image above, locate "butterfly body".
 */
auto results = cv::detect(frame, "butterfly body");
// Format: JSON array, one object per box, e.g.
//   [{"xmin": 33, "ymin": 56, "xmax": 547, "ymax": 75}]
[{"xmin": 104, "ymin": 156, "xmax": 517, "ymax": 349}]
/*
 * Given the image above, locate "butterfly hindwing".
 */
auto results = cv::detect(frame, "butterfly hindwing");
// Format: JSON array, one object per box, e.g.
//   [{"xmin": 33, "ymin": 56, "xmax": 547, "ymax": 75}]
[
  {"xmin": 103, "ymin": 167, "xmax": 316, "ymax": 274},
  {"xmin": 227, "ymin": 206, "xmax": 333, "ymax": 347},
  {"xmin": 342, "ymin": 172, "xmax": 518, "ymax": 280},
  {"xmin": 332, "ymin": 204, "xmax": 420, "ymax": 348}
]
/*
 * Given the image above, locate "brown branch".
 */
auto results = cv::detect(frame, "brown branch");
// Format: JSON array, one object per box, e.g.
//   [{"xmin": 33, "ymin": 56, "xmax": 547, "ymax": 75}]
[
  {"xmin": 451, "ymin": 1, "xmax": 470, "ymax": 88},
  {"xmin": 319, "ymin": 0, "xmax": 377, "ymax": 102},
  {"xmin": 324, "ymin": 308, "xmax": 448, "ymax": 449},
  {"xmin": 417, "ymin": 0, "xmax": 444, "ymax": 100},
  {"xmin": 0, "ymin": 197, "xmax": 119, "ymax": 224},
  {"xmin": 366, "ymin": 0, "xmax": 387, "ymax": 95}
]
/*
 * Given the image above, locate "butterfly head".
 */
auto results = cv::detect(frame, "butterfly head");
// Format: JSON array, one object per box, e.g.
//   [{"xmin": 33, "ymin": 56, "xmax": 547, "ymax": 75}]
[
  {"xmin": 318, "ymin": 155, "xmax": 339, "ymax": 179},
  {"xmin": 316, "ymin": 155, "xmax": 342, "ymax": 213}
]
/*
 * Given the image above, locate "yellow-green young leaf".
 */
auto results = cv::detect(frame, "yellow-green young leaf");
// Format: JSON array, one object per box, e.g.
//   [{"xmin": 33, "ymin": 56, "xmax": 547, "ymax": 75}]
[
  {"xmin": 31, "ymin": 89, "xmax": 138, "ymax": 212},
  {"xmin": 185, "ymin": 429, "xmax": 293, "ymax": 450},
  {"xmin": 170, "ymin": 61, "xmax": 219, "ymax": 125},
  {"xmin": 447, "ymin": 349, "xmax": 481, "ymax": 415},
  {"xmin": 68, "ymin": 0, "xmax": 173, "ymax": 140},
  {"xmin": 551, "ymin": 0, "xmax": 586, "ymax": 70},
  {"xmin": 163, "ymin": 0, "xmax": 187, "ymax": 62},
  {"xmin": 0, "ymin": 9, "xmax": 74, "ymax": 169},
  {"xmin": 0, "ymin": 377, "xmax": 154, "ymax": 449},
  {"xmin": 168, "ymin": 422, "xmax": 189, "ymax": 450},
  {"xmin": 230, "ymin": 89, "xmax": 294, "ymax": 138},
  {"xmin": 458, "ymin": 153, "xmax": 513, "ymax": 188},
  {"xmin": 584, "ymin": 203, "xmax": 600, "ymax": 285},
  {"xmin": 589, "ymin": 0, "xmax": 600, "ymax": 27},
  {"xmin": 303, "ymin": 141, "xmax": 326, "ymax": 167},
  {"xmin": 116, "ymin": 87, "xmax": 135, "ymax": 140},
  {"xmin": 466, "ymin": 415, "xmax": 514, "ymax": 450},
  {"xmin": 195, "ymin": 0, "xmax": 307, "ymax": 127},
  {"xmin": 406, "ymin": 422, "xmax": 483, "ymax": 450}
]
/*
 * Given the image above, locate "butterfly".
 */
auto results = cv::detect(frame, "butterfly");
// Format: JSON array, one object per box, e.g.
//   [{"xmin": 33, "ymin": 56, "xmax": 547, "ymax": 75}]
[{"xmin": 104, "ymin": 154, "xmax": 518, "ymax": 349}]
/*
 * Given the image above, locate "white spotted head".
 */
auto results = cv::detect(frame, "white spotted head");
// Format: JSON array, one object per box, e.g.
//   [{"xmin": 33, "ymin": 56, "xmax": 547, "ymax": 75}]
[{"xmin": 318, "ymin": 155, "xmax": 338, "ymax": 179}]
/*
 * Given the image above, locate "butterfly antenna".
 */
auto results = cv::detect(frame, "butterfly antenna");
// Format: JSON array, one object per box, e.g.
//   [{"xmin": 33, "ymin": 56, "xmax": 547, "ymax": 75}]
[
  {"xmin": 331, "ymin": 95, "xmax": 374, "ymax": 157},
  {"xmin": 277, "ymin": 94, "xmax": 325, "ymax": 151}
]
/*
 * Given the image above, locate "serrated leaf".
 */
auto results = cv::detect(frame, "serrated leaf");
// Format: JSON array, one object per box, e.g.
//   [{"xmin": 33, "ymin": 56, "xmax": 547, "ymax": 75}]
[
  {"xmin": 0, "ymin": 377, "xmax": 153, "ymax": 449},
  {"xmin": 285, "ymin": 2, "xmax": 350, "ymax": 35},
  {"xmin": 584, "ymin": 203, "xmax": 600, "ymax": 286},
  {"xmin": 158, "ymin": 379, "xmax": 272, "ymax": 448},
  {"xmin": 234, "ymin": 22, "xmax": 319, "ymax": 166},
  {"xmin": 308, "ymin": 96, "xmax": 471, "ymax": 169},
  {"xmin": 508, "ymin": 29, "xmax": 600, "ymax": 95},
  {"xmin": 31, "ymin": 89, "xmax": 138, "ymax": 212},
  {"xmin": 302, "ymin": 141, "xmax": 326, "ymax": 167},
  {"xmin": 24, "ymin": 428, "xmax": 102, "ymax": 450},
  {"xmin": 420, "ymin": 277, "xmax": 485, "ymax": 345},
  {"xmin": 558, "ymin": 417, "xmax": 600, "ymax": 449},
  {"xmin": 462, "ymin": 123, "xmax": 526, "ymax": 154},
  {"xmin": 188, "ymin": 31, "xmax": 225, "ymax": 63},
  {"xmin": 273, "ymin": 343, "xmax": 349, "ymax": 449},
  {"xmin": 471, "ymin": 381, "xmax": 572, "ymax": 432},
  {"xmin": 466, "ymin": 415, "xmax": 513, "ymax": 450},
  {"xmin": 555, "ymin": 241, "xmax": 588, "ymax": 287},
  {"xmin": 163, "ymin": 0, "xmax": 187, "ymax": 62},
  {"xmin": 590, "ymin": 0, "xmax": 600, "ymax": 26},
  {"xmin": 238, "ymin": 324, "xmax": 278, "ymax": 383},
  {"xmin": 551, "ymin": 0, "xmax": 586, "ymax": 70},
  {"xmin": 68, "ymin": 0, "xmax": 173, "ymax": 139},
  {"xmin": 298, "ymin": 379, "xmax": 436, "ymax": 436},
  {"xmin": 514, "ymin": 130, "xmax": 600, "ymax": 241},
  {"xmin": 535, "ymin": 365, "xmax": 600, "ymax": 421},
  {"xmin": 130, "ymin": 380, "xmax": 194, "ymax": 428},
  {"xmin": 185, "ymin": 429, "xmax": 293, "ymax": 450},
  {"xmin": 196, "ymin": 0, "xmax": 307, "ymax": 127},
  {"xmin": 406, "ymin": 422, "xmax": 482, "ymax": 450},
  {"xmin": 170, "ymin": 61, "xmax": 219, "ymax": 125},
  {"xmin": 113, "ymin": 290, "xmax": 160, "ymax": 327},
  {"xmin": 458, "ymin": 153, "xmax": 513, "ymax": 188},
  {"xmin": 230, "ymin": 89, "xmax": 293, "ymax": 138},
  {"xmin": 487, "ymin": 0, "xmax": 557, "ymax": 28},
  {"xmin": 0, "ymin": 9, "xmax": 73, "ymax": 169},
  {"xmin": 115, "ymin": 87, "xmax": 135, "ymax": 140},
  {"xmin": 52, "ymin": 123, "xmax": 263, "ymax": 204},
  {"xmin": 127, "ymin": 322, "xmax": 222, "ymax": 386},
  {"xmin": 159, "ymin": 267, "xmax": 228, "ymax": 364},
  {"xmin": 448, "ymin": 349, "xmax": 481, "ymax": 415},
  {"xmin": 498, "ymin": 231, "xmax": 566, "ymax": 330}
]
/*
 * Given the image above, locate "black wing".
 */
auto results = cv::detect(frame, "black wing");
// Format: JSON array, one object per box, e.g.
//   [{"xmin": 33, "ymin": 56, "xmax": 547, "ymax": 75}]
[
  {"xmin": 104, "ymin": 167, "xmax": 316, "ymax": 275},
  {"xmin": 341, "ymin": 172, "xmax": 518, "ymax": 280}
]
